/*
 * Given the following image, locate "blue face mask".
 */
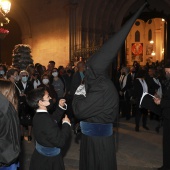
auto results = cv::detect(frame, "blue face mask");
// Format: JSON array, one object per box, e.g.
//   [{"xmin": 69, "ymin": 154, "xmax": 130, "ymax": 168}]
[
  {"xmin": 21, "ymin": 76, "xmax": 28, "ymax": 82},
  {"xmin": 0, "ymin": 70, "xmax": 5, "ymax": 75}
]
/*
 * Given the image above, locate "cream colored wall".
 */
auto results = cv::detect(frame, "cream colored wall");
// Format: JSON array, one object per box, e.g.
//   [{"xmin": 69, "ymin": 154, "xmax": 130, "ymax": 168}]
[
  {"xmin": 126, "ymin": 18, "xmax": 165, "ymax": 66},
  {"xmin": 12, "ymin": 0, "xmax": 70, "ymax": 68}
]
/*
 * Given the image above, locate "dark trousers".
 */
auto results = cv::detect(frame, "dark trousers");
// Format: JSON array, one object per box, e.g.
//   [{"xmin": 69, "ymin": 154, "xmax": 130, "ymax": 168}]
[
  {"xmin": 135, "ymin": 107, "xmax": 148, "ymax": 128},
  {"xmin": 163, "ymin": 118, "xmax": 170, "ymax": 168},
  {"xmin": 119, "ymin": 98, "xmax": 131, "ymax": 119}
]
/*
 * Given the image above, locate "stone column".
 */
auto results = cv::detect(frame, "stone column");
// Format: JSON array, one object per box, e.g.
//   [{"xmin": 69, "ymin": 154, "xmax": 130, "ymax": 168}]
[{"xmin": 69, "ymin": 1, "xmax": 78, "ymax": 62}]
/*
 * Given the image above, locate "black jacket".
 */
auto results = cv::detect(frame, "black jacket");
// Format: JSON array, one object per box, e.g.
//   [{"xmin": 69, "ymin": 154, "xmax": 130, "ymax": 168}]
[
  {"xmin": 0, "ymin": 93, "xmax": 20, "ymax": 165},
  {"xmin": 70, "ymin": 71, "xmax": 82, "ymax": 96},
  {"xmin": 161, "ymin": 80, "xmax": 170, "ymax": 119}
]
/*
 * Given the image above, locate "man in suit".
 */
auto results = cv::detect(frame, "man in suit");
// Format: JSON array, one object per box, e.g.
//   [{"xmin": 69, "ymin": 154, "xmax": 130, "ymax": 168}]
[
  {"xmin": 118, "ymin": 67, "xmax": 132, "ymax": 120},
  {"xmin": 154, "ymin": 63, "xmax": 170, "ymax": 170},
  {"xmin": 145, "ymin": 67, "xmax": 160, "ymax": 120}
]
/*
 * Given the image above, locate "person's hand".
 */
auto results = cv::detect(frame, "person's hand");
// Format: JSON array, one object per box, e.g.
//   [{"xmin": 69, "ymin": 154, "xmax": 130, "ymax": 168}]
[
  {"xmin": 62, "ymin": 115, "xmax": 70, "ymax": 123},
  {"xmin": 154, "ymin": 97, "xmax": 161, "ymax": 105},
  {"xmin": 154, "ymin": 93, "xmax": 160, "ymax": 99},
  {"xmin": 59, "ymin": 99, "xmax": 66, "ymax": 107}
]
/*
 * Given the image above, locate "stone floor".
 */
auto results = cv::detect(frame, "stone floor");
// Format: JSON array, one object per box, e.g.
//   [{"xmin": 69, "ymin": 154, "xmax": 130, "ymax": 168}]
[{"xmin": 20, "ymin": 117, "xmax": 163, "ymax": 170}]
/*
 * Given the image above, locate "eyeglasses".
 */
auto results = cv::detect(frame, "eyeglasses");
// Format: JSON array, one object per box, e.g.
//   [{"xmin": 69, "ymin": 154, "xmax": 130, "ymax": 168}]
[{"xmin": 22, "ymin": 75, "xmax": 28, "ymax": 77}]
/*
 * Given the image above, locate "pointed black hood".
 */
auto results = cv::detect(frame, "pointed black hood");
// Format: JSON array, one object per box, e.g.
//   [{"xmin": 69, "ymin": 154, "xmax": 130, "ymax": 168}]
[{"xmin": 86, "ymin": 2, "xmax": 147, "ymax": 76}]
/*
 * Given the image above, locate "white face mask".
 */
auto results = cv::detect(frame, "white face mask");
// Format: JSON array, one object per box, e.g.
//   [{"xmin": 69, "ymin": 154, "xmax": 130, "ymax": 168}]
[
  {"xmin": 52, "ymin": 72, "xmax": 58, "ymax": 77},
  {"xmin": 42, "ymin": 78, "xmax": 49, "ymax": 85},
  {"xmin": 21, "ymin": 76, "xmax": 28, "ymax": 82},
  {"xmin": 0, "ymin": 70, "xmax": 5, "ymax": 75}
]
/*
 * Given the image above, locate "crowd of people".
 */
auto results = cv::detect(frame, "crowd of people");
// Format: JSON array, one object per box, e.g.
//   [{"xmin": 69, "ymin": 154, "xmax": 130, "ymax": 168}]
[
  {"xmin": 0, "ymin": 57, "xmax": 170, "ymax": 170},
  {"xmin": 115, "ymin": 60, "xmax": 165, "ymax": 132}
]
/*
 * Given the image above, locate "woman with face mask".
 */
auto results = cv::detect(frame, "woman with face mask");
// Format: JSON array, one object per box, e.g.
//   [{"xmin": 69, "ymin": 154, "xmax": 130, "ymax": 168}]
[
  {"xmin": 16, "ymin": 70, "xmax": 34, "ymax": 141},
  {"xmin": 52, "ymin": 68, "xmax": 65, "ymax": 99},
  {"xmin": 38, "ymin": 73, "xmax": 58, "ymax": 114}
]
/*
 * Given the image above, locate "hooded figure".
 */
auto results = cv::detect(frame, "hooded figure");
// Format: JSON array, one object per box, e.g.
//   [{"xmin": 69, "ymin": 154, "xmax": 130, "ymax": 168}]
[{"xmin": 72, "ymin": 2, "xmax": 147, "ymax": 170}]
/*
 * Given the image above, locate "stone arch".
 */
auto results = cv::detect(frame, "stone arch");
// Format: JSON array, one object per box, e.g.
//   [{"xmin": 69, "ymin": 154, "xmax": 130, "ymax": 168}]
[{"xmin": 8, "ymin": 2, "xmax": 32, "ymax": 41}]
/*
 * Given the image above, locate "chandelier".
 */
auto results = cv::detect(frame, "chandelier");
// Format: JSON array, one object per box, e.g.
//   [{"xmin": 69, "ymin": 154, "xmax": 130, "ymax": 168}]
[{"xmin": 0, "ymin": 0, "xmax": 11, "ymax": 26}]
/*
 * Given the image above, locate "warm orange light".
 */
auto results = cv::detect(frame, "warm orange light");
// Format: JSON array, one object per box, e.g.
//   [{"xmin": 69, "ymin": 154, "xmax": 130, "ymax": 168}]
[{"xmin": 0, "ymin": 0, "xmax": 11, "ymax": 14}]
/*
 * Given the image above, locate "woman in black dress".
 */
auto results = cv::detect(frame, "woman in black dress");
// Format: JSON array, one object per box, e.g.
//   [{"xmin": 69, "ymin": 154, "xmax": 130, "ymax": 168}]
[{"xmin": 26, "ymin": 87, "xmax": 71, "ymax": 170}]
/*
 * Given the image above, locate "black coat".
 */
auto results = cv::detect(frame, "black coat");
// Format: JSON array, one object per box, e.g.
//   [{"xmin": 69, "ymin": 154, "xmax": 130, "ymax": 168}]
[
  {"xmin": 29, "ymin": 107, "xmax": 71, "ymax": 170},
  {"xmin": 161, "ymin": 81, "xmax": 170, "ymax": 119},
  {"xmin": 70, "ymin": 71, "xmax": 82, "ymax": 96},
  {"xmin": 16, "ymin": 80, "xmax": 34, "ymax": 125},
  {"xmin": 133, "ymin": 78, "xmax": 144, "ymax": 104},
  {"xmin": 145, "ymin": 75, "xmax": 160, "ymax": 95},
  {"xmin": 0, "ymin": 93, "xmax": 20, "ymax": 165}
]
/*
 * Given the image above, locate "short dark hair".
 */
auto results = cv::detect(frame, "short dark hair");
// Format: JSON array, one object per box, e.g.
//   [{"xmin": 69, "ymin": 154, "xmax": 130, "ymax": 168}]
[
  {"xmin": 26, "ymin": 87, "xmax": 45, "ymax": 109},
  {"xmin": 49, "ymin": 61, "xmax": 55, "ymax": 65},
  {"xmin": 136, "ymin": 69, "xmax": 146, "ymax": 78},
  {"xmin": 6, "ymin": 68, "xmax": 18, "ymax": 79}
]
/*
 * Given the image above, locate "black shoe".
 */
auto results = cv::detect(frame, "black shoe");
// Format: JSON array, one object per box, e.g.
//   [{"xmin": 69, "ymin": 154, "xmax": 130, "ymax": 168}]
[
  {"xmin": 28, "ymin": 136, "xmax": 32, "ymax": 141},
  {"xmin": 143, "ymin": 126, "xmax": 149, "ymax": 130},
  {"xmin": 135, "ymin": 126, "xmax": 139, "ymax": 132},
  {"xmin": 21, "ymin": 136, "xmax": 24, "ymax": 141}
]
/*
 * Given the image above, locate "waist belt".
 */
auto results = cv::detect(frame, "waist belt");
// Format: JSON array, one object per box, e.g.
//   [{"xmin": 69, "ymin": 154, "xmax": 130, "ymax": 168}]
[
  {"xmin": 80, "ymin": 121, "xmax": 113, "ymax": 137},
  {"xmin": 36, "ymin": 142, "xmax": 60, "ymax": 157}
]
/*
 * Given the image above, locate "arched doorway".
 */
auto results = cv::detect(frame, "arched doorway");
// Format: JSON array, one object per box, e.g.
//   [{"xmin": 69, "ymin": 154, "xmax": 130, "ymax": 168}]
[
  {"xmin": 0, "ymin": 17, "xmax": 22, "ymax": 66},
  {"xmin": 126, "ymin": 18, "xmax": 165, "ymax": 66}
]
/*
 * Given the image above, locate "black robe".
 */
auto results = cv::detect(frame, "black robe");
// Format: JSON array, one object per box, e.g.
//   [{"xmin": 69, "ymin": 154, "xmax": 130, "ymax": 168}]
[
  {"xmin": 160, "ymin": 80, "xmax": 170, "ymax": 169},
  {"xmin": 29, "ymin": 107, "xmax": 71, "ymax": 170},
  {"xmin": 72, "ymin": 76, "xmax": 118, "ymax": 170},
  {"xmin": 72, "ymin": 2, "xmax": 147, "ymax": 170}
]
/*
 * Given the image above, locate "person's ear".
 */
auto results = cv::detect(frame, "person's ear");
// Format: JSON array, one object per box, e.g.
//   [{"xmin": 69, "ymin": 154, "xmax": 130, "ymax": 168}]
[{"xmin": 38, "ymin": 100, "xmax": 44, "ymax": 106}]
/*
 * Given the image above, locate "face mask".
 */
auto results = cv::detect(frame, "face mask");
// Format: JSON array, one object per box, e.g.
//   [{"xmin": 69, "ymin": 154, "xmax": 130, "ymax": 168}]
[
  {"xmin": 47, "ymin": 99, "xmax": 54, "ymax": 111},
  {"xmin": 0, "ymin": 70, "xmax": 5, "ymax": 75},
  {"xmin": 42, "ymin": 78, "xmax": 49, "ymax": 85},
  {"xmin": 22, "ymin": 76, "xmax": 28, "ymax": 82},
  {"xmin": 52, "ymin": 72, "xmax": 58, "ymax": 77}
]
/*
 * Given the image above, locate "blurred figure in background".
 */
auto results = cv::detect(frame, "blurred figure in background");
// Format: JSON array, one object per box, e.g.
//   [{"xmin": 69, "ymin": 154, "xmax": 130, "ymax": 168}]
[
  {"xmin": 17, "ymin": 70, "xmax": 34, "ymax": 141},
  {"xmin": 0, "ymin": 79, "xmax": 20, "ymax": 170}
]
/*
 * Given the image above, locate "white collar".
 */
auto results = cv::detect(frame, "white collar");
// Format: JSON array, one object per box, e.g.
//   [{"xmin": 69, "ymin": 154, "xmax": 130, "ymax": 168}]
[{"xmin": 36, "ymin": 109, "xmax": 48, "ymax": 112}]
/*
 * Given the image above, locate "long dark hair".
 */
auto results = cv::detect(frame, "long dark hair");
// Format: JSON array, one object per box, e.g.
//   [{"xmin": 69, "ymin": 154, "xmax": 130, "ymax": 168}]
[{"xmin": 0, "ymin": 79, "xmax": 18, "ymax": 111}]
